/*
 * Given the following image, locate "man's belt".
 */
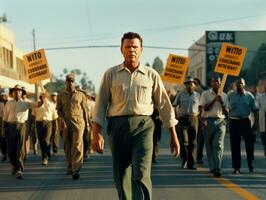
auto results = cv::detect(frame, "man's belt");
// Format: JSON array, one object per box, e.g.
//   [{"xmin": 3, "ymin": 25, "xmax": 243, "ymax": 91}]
[{"xmin": 230, "ymin": 116, "xmax": 249, "ymax": 120}]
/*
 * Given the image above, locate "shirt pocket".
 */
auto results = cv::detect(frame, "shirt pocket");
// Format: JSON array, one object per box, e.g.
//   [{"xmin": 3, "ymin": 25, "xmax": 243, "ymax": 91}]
[
  {"xmin": 136, "ymin": 83, "xmax": 152, "ymax": 104},
  {"xmin": 111, "ymin": 84, "xmax": 128, "ymax": 102}
]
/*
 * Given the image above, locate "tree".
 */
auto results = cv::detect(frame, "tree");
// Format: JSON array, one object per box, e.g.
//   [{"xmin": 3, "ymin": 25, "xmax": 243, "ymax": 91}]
[
  {"xmin": 152, "ymin": 56, "xmax": 164, "ymax": 75},
  {"xmin": 44, "ymin": 68, "xmax": 96, "ymax": 95},
  {"xmin": 145, "ymin": 62, "xmax": 150, "ymax": 67},
  {"xmin": 245, "ymin": 43, "xmax": 266, "ymax": 85}
]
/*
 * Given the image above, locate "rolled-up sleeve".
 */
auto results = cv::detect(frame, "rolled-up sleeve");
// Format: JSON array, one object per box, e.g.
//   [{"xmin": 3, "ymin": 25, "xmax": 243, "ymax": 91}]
[
  {"xmin": 92, "ymin": 70, "xmax": 111, "ymax": 128},
  {"xmin": 152, "ymin": 74, "xmax": 177, "ymax": 129}
]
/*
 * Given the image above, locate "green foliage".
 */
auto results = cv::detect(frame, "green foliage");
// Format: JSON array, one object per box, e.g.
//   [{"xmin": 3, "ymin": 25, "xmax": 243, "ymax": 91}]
[
  {"xmin": 44, "ymin": 68, "xmax": 95, "ymax": 95},
  {"xmin": 145, "ymin": 62, "xmax": 151, "ymax": 67},
  {"xmin": 245, "ymin": 43, "xmax": 266, "ymax": 85}
]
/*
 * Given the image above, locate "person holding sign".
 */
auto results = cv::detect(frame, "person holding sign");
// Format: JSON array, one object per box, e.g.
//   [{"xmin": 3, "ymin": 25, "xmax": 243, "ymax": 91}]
[
  {"xmin": 57, "ymin": 74, "xmax": 89, "ymax": 180},
  {"xmin": 173, "ymin": 76, "xmax": 200, "ymax": 169},
  {"xmin": 200, "ymin": 76, "xmax": 229, "ymax": 177},
  {"xmin": 228, "ymin": 78, "xmax": 259, "ymax": 174},
  {"xmin": 32, "ymin": 94, "xmax": 58, "ymax": 166},
  {"xmin": 92, "ymin": 32, "xmax": 180, "ymax": 200},
  {"xmin": 3, "ymin": 85, "xmax": 45, "ymax": 179}
]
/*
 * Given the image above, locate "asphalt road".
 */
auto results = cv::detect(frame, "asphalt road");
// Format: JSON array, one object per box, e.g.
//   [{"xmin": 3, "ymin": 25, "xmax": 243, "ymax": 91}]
[{"xmin": 0, "ymin": 132, "xmax": 265, "ymax": 200}]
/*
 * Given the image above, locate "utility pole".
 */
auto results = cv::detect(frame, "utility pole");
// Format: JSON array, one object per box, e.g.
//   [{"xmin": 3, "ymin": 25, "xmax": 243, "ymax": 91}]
[{"xmin": 32, "ymin": 29, "xmax": 39, "ymax": 100}]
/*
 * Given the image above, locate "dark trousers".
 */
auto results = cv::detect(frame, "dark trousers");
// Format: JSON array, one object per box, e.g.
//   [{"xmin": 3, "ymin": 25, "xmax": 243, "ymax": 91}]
[
  {"xmin": 152, "ymin": 119, "xmax": 162, "ymax": 161},
  {"xmin": 177, "ymin": 116, "xmax": 198, "ymax": 168},
  {"xmin": 51, "ymin": 120, "xmax": 59, "ymax": 153},
  {"xmin": 0, "ymin": 118, "xmax": 7, "ymax": 157},
  {"xmin": 83, "ymin": 129, "xmax": 89, "ymax": 157},
  {"xmin": 229, "ymin": 118, "xmax": 254, "ymax": 169},
  {"xmin": 36, "ymin": 121, "xmax": 52, "ymax": 160},
  {"xmin": 108, "ymin": 116, "xmax": 154, "ymax": 200},
  {"xmin": 197, "ymin": 123, "xmax": 204, "ymax": 161},
  {"xmin": 261, "ymin": 114, "xmax": 266, "ymax": 154},
  {"xmin": 261, "ymin": 133, "xmax": 266, "ymax": 153},
  {"xmin": 6, "ymin": 122, "xmax": 26, "ymax": 171},
  {"xmin": 0, "ymin": 137, "xmax": 7, "ymax": 157}
]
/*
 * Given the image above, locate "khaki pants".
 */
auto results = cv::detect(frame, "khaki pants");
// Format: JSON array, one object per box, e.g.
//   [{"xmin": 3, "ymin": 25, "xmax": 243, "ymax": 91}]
[
  {"xmin": 108, "ymin": 116, "xmax": 154, "ymax": 200},
  {"xmin": 62, "ymin": 119, "xmax": 85, "ymax": 172}
]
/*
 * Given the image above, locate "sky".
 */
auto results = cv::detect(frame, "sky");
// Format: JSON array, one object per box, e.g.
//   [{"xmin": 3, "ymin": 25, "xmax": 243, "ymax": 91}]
[{"xmin": 1, "ymin": 0, "xmax": 266, "ymax": 91}]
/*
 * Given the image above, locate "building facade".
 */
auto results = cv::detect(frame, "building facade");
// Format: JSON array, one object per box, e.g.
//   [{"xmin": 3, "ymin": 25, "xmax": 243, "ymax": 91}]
[
  {"xmin": 0, "ymin": 24, "xmax": 35, "ymax": 93},
  {"xmin": 188, "ymin": 31, "xmax": 266, "ymax": 90}
]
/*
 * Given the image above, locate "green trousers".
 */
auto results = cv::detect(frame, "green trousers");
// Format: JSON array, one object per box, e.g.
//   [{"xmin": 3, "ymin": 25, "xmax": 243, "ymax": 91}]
[{"xmin": 108, "ymin": 116, "xmax": 154, "ymax": 200}]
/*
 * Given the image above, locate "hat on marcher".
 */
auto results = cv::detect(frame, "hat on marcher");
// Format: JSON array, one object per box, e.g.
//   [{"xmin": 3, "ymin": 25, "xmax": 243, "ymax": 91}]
[
  {"xmin": 184, "ymin": 76, "xmax": 197, "ymax": 85},
  {"xmin": 66, "ymin": 73, "xmax": 75, "ymax": 81},
  {"xmin": 10, "ymin": 85, "xmax": 26, "ymax": 94},
  {"xmin": 51, "ymin": 92, "xmax": 58, "ymax": 96},
  {"xmin": 21, "ymin": 86, "xmax": 27, "ymax": 95},
  {"xmin": 1, "ymin": 88, "xmax": 9, "ymax": 96}
]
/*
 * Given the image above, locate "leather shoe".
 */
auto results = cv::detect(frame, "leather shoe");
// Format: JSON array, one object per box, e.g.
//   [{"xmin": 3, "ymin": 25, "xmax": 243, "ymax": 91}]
[
  {"xmin": 233, "ymin": 169, "xmax": 241, "ymax": 174},
  {"xmin": 187, "ymin": 166, "xmax": 197, "ymax": 170},
  {"xmin": 213, "ymin": 170, "xmax": 222, "ymax": 177},
  {"xmin": 72, "ymin": 171, "xmax": 80, "ymax": 180}
]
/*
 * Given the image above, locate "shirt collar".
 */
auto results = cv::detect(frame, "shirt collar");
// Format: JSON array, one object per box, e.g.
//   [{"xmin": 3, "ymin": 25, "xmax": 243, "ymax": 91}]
[
  {"xmin": 117, "ymin": 63, "xmax": 146, "ymax": 75},
  {"xmin": 235, "ymin": 90, "xmax": 248, "ymax": 96}
]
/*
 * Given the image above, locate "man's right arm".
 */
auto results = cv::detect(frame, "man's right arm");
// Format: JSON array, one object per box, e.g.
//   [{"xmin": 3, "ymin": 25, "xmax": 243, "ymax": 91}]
[{"xmin": 91, "ymin": 70, "xmax": 111, "ymax": 153}]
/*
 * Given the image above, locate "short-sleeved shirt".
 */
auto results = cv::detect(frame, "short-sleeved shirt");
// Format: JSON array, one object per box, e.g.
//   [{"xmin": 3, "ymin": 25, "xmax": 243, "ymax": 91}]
[
  {"xmin": 3, "ymin": 99, "xmax": 37, "ymax": 123},
  {"xmin": 173, "ymin": 90, "xmax": 200, "ymax": 117},
  {"xmin": 200, "ymin": 89, "xmax": 228, "ymax": 119},
  {"xmin": 57, "ymin": 89, "xmax": 88, "ymax": 125},
  {"xmin": 228, "ymin": 90, "xmax": 259, "ymax": 118},
  {"xmin": 92, "ymin": 63, "xmax": 177, "ymax": 129}
]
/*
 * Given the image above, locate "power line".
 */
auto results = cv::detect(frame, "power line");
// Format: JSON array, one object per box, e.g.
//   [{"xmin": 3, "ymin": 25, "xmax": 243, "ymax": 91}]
[
  {"xmin": 44, "ymin": 45, "xmax": 266, "ymax": 54},
  {"xmin": 16, "ymin": 13, "xmax": 266, "ymax": 44}
]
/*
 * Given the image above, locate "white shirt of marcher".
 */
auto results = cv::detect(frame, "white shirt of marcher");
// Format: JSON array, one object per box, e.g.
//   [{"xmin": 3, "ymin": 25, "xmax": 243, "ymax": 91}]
[
  {"xmin": 3, "ymin": 99, "xmax": 38, "ymax": 123},
  {"xmin": 32, "ymin": 100, "xmax": 58, "ymax": 121},
  {"xmin": 200, "ymin": 89, "xmax": 228, "ymax": 119}
]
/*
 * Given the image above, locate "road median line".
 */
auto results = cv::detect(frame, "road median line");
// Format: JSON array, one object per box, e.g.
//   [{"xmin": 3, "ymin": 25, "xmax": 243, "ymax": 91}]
[{"xmin": 197, "ymin": 167, "xmax": 259, "ymax": 200}]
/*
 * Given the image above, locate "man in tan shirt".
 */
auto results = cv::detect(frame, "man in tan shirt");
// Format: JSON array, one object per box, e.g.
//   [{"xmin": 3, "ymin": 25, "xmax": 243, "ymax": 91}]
[
  {"xmin": 92, "ymin": 32, "xmax": 180, "ymax": 200},
  {"xmin": 57, "ymin": 74, "xmax": 89, "ymax": 180}
]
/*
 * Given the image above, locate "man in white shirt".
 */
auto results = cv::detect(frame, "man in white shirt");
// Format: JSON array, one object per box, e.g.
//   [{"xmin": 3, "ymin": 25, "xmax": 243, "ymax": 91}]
[
  {"xmin": 200, "ymin": 76, "xmax": 229, "ymax": 177},
  {"xmin": 3, "ymin": 85, "xmax": 42, "ymax": 179},
  {"xmin": 33, "ymin": 94, "xmax": 58, "ymax": 166}
]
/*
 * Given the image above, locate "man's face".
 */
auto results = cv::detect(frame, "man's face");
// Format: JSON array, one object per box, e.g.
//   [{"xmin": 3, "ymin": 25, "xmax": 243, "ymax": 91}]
[
  {"xmin": 66, "ymin": 79, "xmax": 75, "ymax": 91},
  {"xmin": 121, "ymin": 38, "xmax": 143, "ymax": 64},
  {"xmin": 13, "ymin": 89, "xmax": 22, "ymax": 100},
  {"xmin": 236, "ymin": 79, "xmax": 245, "ymax": 92},
  {"xmin": 211, "ymin": 79, "xmax": 220, "ymax": 91},
  {"xmin": 185, "ymin": 82, "xmax": 196, "ymax": 93},
  {"xmin": 51, "ymin": 95, "xmax": 57, "ymax": 102}
]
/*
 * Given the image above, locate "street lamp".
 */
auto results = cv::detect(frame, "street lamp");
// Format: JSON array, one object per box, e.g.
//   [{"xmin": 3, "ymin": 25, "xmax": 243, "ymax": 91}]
[{"xmin": 0, "ymin": 13, "xmax": 7, "ymax": 23}]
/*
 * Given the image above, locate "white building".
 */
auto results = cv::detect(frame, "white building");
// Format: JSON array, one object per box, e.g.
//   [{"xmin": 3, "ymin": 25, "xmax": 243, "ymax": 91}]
[{"xmin": 0, "ymin": 24, "xmax": 35, "ymax": 93}]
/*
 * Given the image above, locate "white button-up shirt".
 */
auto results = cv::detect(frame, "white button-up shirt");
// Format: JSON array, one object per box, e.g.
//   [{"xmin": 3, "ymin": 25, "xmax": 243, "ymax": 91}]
[
  {"xmin": 200, "ymin": 89, "xmax": 228, "ymax": 119},
  {"xmin": 3, "ymin": 99, "xmax": 38, "ymax": 123},
  {"xmin": 93, "ymin": 63, "xmax": 177, "ymax": 129},
  {"xmin": 32, "ymin": 100, "xmax": 58, "ymax": 121}
]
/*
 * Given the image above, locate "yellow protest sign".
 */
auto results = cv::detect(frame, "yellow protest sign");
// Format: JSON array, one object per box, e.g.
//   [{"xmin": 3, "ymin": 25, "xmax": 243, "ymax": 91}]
[
  {"xmin": 162, "ymin": 54, "xmax": 190, "ymax": 84},
  {"xmin": 23, "ymin": 49, "xmax": 51, "ymax": 84},
  {"xmin": 214, "ymin": 43, "xmax": 247, "ymax": 76}
]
